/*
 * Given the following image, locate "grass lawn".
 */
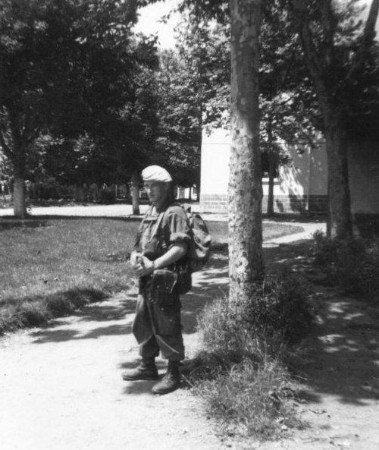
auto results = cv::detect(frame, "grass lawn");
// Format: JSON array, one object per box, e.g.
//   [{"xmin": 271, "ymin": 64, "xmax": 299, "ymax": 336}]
[
  {"xmin": 0, "ymin": 218, "xmax": 139, "ymax": 333},
  {"xmin": 0, "ymin": 218, "xmax": 303, "ymax": 334},
  {"xmin": 208, "ymin": 220, "xmax": 304, "ymax": 245}
]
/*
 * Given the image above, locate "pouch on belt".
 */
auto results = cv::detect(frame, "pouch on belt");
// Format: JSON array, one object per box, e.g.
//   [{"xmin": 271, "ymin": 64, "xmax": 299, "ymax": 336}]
[{"xmin": 150, "ymin": 269, "xmax": 177, "ymax": 307}]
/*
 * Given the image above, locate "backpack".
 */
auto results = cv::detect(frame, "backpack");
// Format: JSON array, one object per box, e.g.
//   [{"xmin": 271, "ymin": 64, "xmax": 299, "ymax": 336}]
[{"xmin": 173, "ymin": 203, "xmax": 212, "ymax": 271}]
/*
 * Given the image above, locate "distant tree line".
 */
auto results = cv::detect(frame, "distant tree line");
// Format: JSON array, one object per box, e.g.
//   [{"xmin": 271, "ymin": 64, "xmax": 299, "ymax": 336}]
[{"xmin": 0, "ymin": 0, "xmax": 203, "ymax": 217}]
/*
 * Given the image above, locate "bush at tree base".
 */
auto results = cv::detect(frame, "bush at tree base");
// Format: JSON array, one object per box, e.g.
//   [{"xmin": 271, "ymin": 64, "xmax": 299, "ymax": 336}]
[
  {"xmin": 187, "ymin": 274, "xmax": 313, "ymax": 440},
  {"xmin": 197, "ymin": 274, "xmax": 314, "ymax": 366}
]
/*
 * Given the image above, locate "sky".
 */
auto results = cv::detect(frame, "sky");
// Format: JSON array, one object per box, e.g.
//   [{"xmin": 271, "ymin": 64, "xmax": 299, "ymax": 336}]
[
  {"xmin": 134, "ymin": 0, "xmax": 379, "ymax": 49},
  {"xmin": 133, "ymin": 0, "xmax": 178, "ymax": 49}
]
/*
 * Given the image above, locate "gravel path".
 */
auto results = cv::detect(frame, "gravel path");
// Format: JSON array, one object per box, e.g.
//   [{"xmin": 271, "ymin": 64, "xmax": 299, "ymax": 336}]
[
  {"xmin": 0, "ymin": 273, "xmax": 226, "ymax": 450},
  {"xmin": 0, "ymin": 206, "xmax": 335, "ymax": 450}
]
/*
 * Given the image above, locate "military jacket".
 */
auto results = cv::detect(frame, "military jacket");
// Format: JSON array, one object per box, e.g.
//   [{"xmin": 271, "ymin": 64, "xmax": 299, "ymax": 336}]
[{"xmin": 136, "ymin": 202, "xmax": 191, "ymax": 261}]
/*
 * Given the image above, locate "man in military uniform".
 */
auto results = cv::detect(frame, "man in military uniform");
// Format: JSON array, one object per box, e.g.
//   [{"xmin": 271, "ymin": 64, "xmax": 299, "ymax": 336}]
[{"xmin": 122, "ymin": 165, "xmax": 191, "ymax": 395}]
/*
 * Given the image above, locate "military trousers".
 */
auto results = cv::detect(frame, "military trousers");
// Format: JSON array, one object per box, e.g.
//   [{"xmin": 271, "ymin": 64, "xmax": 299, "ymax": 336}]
[{"xmin": 132, "ymin": 276, "xmax": 185, "ymax": 361}]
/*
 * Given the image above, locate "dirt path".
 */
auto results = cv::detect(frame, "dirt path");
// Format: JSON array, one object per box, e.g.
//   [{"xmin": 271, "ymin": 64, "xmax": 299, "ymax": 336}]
[
  {"xmin": 259, "ymin": 242, "xmax": 379, "ymax": 450},
  {"xmin": 0, "ymin": 272, "xmax": 226, "ymax": 450},
  {"xmin": 2, "ymin": 226, "xmax": 379, "ymax": 450},
  {"xmin": 278, "ymin": 289, "xmax": 379, "ymax": 450}
]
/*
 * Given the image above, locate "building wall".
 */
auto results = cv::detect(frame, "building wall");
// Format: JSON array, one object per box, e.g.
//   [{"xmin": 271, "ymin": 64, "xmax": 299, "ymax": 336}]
[
  {"xmin": 200, "ymin": 129, "xmax": 230, "ymax": 212},
  {"xmin": 200, "ymin": 129, "xmax": 328, "ymax": 214}
]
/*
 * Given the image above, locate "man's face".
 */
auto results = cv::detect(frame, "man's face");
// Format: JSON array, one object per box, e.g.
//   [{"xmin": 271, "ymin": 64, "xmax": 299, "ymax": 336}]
[{"xmin": 143, "ymin": 181, "xmax": 169, "ymax": 205}]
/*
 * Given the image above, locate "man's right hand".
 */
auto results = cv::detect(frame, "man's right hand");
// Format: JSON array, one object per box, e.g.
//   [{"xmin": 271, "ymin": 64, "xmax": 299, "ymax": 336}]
[{"xmin": 130, "ymin": 251, "xmax": 140, "ymax": 269}]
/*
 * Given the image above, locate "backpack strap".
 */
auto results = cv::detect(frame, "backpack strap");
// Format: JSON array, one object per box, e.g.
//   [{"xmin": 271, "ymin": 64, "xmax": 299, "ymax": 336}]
[
  {"xmin": 134, "ymin": 206, "xmax": 153, "ymax": 251},
  {"xmin": 151, "ymin": 211, "xmax": 165, "ymax": 239},
  {"xmin": 134, "ymin": 207, "xmax": 165, "ymax": 252}
]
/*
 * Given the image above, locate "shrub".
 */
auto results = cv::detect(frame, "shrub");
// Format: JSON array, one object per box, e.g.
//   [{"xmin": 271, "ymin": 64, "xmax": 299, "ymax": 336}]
[
  {"xmin": 188, "ymin": 275, "xmax": 312, "ymax": 440},
  {"xmin": 0, "ymin": 289, "xmax": 107, "ymax": 335},
  {"xmin": 98, "ymin": 186, "xmax": 116, "ymax": 204},
  {"xmin": 197, "ymin": 275, "xmax": 313, "ymax": 365},
  {"xmin": 19, "ymin": 301, "xmax": 50, "ymax": 327},
  {"xmin": 244, "ymin": 276, "xmax": 314, "ymax": 345},
  {"xmin": 192, "ymin": 358, "xmax": 301, "ymax": 440},
  {"xmin": 312, "ymin": 232, "xmax": 379, "ymax": 302},
  {"xmin": 32, "ymin": 180, "xmax": 61, "ymax": 200}
]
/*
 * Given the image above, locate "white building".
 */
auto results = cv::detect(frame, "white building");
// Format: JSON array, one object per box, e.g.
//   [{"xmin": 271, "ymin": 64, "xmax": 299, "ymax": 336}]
[{"xmin": 200, "ymin": 129, "xmax": 328, "ymax": 214}]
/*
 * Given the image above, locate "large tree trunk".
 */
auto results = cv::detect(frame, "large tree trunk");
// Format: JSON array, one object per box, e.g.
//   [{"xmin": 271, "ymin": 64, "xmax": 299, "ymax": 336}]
[
  {"xmin": 290, "ymin": 0, "xmax": 378, "ymax": 240},
  {"xmin": 229, "ymin": 0, "xmax": 264, "ymax": 305},
  {"xmin": 12, "ymin": 151, "xmax": 27, "ymax": 219},
  {"xmin": 13, "ymin": 174, "xmax": 26, "ymax": 218},
  {"xmin": 324, "ymin": 118, "xmax": 353, "ymax": 239},
  {"xmin": 130, "ymin": 172, "xmax": 140, "ymax": 215},
  {"xmin": 266, "ymin": 117, "xmax": 275, "ymax": 217},
  {"xmin": 267, "ymin": 151, "xmax": 277, "ymax": 217}
]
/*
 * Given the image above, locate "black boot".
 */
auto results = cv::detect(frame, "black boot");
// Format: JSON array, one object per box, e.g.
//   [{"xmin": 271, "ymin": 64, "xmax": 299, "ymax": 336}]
[
  {"xmin": 152, "ymin": 360, "xmax": 181, "ymax": 395},
  {"xmin": 121, "ymin": 358, "xmax": 158, "ymax": 381}
]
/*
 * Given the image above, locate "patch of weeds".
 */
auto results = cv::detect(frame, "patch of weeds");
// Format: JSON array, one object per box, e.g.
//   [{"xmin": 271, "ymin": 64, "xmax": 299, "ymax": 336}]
[
  {"xmin": 0, "ymin": 288, "xmax": 107, "ymax": 335},
  {"xmin": 187, "ymin": 274, "xmax": 313, "ymax": 441},
  {"xmin": 312, "ymin": 231, "xmax": 379, "ymax": 303},
  {"xmin": 197, "ymin": 275, "xmax": 314, "ymax": 362},
  {"xmin": 191, "ymin": 358, "xmax": 301, "ymax": 440},
  {"xmin": 19, "ymin": 301, "xmax": 50, "ymax": 327}
]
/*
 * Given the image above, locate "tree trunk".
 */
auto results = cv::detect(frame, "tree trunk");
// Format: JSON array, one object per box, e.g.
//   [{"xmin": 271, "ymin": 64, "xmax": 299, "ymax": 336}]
[
  {"xmin": 229, "ymin": 0, "xmax": 264, "ymax": 305},
  {"xmin": 12, "ymin": 153, "xmax": 27, "ymax": 219},
  {"xmin": 130, "ymin": 172, "xmax": 140, "ymax": 215},
  {"xmin": 13, "ymin": 175, "xmax": 26, "ymax": 218},
  {"xmin": 267, "ymin": 151, "xmax": 276, "ymax": 217},
  {"xmin": 324, "ymin": 119, "xmax": 353, "ymax": 239}
]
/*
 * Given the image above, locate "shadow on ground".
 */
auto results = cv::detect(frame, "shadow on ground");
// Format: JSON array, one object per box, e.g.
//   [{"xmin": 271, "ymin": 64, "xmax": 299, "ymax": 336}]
[
  {"xmin": 263, "ymin": 241, "xmax": 379, "ymax": 407},
  {"xmin": 22, "ymin": 238, "xmax": 379, "ymax": 407},
  {"xmin": 119, "ymin": 359, "xmax": 169, "ymax": 395},
  {"xmin": 292, "ymin": 290, "xmax": 379, "ymax": 407},
  {"xmin": 30, "ymin": 296, "xmax": 137, "ymax": 343}
]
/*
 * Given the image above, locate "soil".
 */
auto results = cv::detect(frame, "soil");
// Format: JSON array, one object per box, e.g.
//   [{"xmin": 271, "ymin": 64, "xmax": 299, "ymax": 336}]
[{"xmin": 1, "ymin": 227, "xmax": 379, "ymax": 450}]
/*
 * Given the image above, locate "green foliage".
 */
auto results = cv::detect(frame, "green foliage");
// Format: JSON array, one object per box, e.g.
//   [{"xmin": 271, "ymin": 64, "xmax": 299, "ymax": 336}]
[
  {"xmin": 175, "ymin": 0, "xmax": 321, "ymax": 172},
  {"xmin": 191, "ymin": 357, "xmax": 301, "ymax": 440},
  {"xmin": 0, "ymin": 0, "xmax": 161, "ymax": 206},
  {"xmin": 197, "ymin": 275, "xmax": 313, "ymax": 363},
  {"xmin": 188, "ymin": 274, "xmax": 311, "ymax": 439},
  {"xmin": 312, "ymin": 231, "xmax": 379, "ymax": 302},
  {"xmin": 155, "ymin": 46, "xmax": 203, "ymax": 186},
  {"xmin": 98, "ymin": 185, "xmax": 116, "ymax": 204}
]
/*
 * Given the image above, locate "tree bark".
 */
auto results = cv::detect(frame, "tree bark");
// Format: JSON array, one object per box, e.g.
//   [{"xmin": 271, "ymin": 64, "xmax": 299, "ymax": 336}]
[
  {"xmin": 267, "ymin": 151, "xmax": 277, "ymax": 217},
  {"xmin": 229, "ymin": 0, "xmax": 264, "ymax": 305},
  {"xmin": 324, "ymin": 116, "xmax": 352, "ymax": 239},
  {"xmin": 267, "ymin": 119, "xmax": 275, "ymax": 217},
  {"xmin": 12, "ymin": 154, "xmax": 27, "ymax": 218},
  {"xmin": 10, "ymin": 132, "xmax": 27, "ymax": 218},
  {"xmin": 291, "ymin": 0, "xmax": 379, "ymax": 240},
  {"xmin": 13, "ymin": 176, "xmax": 26, "ymax": 218},
  {"xmin": 130, "ymin": 172, "xmax": 140, "ymax": 215}
]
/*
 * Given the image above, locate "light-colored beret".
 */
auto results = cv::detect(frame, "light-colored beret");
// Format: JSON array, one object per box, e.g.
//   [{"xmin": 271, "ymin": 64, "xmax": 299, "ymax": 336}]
[{"xmin": 142, "ymin": 165, "xmax": 172, "ymax": 183}]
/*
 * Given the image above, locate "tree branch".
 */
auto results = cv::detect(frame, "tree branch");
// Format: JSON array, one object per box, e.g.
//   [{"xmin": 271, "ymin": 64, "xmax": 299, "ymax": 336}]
[
  {"xmin": 346, "ymin": 0, "xmax": 379, "ymax": 82},
  {"xmin": 320, "ymin": 0, "xmax": 336, "ymax": 68},
  {"xmin": 0, "ymin": 130, "xmax": 14, "ymax": 161},
  {"xmin": 291, "ymin": 0, "xmax": 332, "ymax": 111}
]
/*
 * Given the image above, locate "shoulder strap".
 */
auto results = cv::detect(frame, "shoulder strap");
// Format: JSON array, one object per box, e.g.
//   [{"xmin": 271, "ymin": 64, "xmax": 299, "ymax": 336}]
[
  {"xmin": 151, "ymin": 211, "xmax": 165, "ymax": 238},
  {"xmin": 134, "ymin": 206, "xmax": 153, "ymax": 249}
]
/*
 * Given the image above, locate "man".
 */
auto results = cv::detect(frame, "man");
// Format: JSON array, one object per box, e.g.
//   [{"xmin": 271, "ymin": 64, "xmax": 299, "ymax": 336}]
[{"xmin": 122, "ymin": 165, "xmax": 191, "ymax": 395}]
